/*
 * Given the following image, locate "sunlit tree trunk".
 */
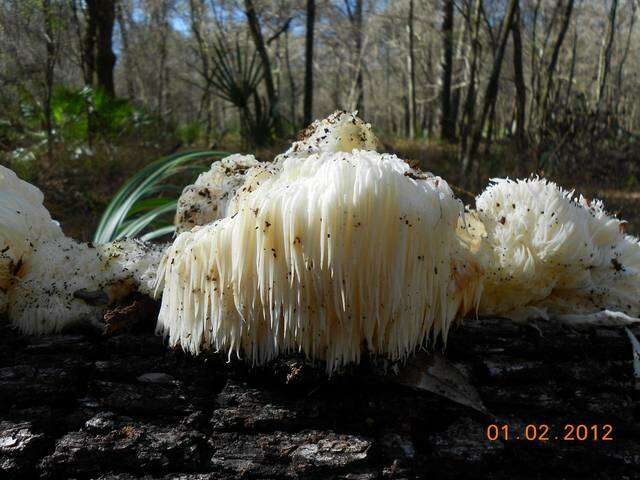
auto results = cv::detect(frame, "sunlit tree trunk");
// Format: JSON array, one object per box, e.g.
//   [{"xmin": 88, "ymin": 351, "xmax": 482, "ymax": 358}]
[
  {"xmin": 596, "ymin": 0, "xmax": 619, "ymax": 111},
  {"xmin": 407, "ymin": 0, "xmax": 417, "ymax": 138},
  {"xmin": 440, "ymin": 0, "xmax": 455, "ymax": 142},
  {"xmin": 511, "ymin": 2, "xmax": 527, "ymax": 152},
  {"xmin": 303, "ymin": 0, "xmax": 315, "ymax": 126},
  {"xmin": 461, "ymin": 0, "xmax": 519, "ymax": 184}
]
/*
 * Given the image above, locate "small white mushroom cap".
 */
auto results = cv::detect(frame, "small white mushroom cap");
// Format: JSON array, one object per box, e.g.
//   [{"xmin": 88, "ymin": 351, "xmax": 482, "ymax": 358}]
[
  {"xmin": 474, "ymin": 177, "xmax": 640, "ymax": 319},
  {"xmin": 278, "ymin": 111, "xmax": 379, "ymax": 160},
  {"xmin": 156, "ymin": 149, "xmax": 476, "ymax": 372}
]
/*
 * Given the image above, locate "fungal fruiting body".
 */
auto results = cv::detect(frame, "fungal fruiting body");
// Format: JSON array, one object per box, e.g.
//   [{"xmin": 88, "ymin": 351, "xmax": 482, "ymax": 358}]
[
  {"xmin": 473, "ymin": 178, "xmax": 640, "ymax": 321},
  {"xmin": 0, "ymin": 165, "xmax": 163, "ymax": 333},
  {"xmin": 157, "ymin": 150, "xmax": 478, "ymax": 371},
  {"xmin": 0, "ymin": 166, "xmax": 63, "ymax": 302},
  {"xmin": 174, "ymin": 154, "xmax": 260, "ymax": 234},
  {"xmin": 278, "ymin": 110, "xmax": 379, "ymax": 159},
  {"xmin": 9, "ymin": 237, "xmax": 163, "ymax": 334}
]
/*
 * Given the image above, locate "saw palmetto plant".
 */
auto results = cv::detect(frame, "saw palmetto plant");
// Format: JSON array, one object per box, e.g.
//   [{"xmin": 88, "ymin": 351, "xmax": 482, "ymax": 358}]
[{"xmin": 93, "ymin": 150, "xmax": 230, "ymax": 244}]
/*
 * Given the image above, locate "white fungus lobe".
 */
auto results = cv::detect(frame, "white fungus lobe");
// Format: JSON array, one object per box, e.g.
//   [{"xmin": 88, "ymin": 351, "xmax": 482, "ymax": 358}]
[
  {"xmin": 157, "ymin": 119, "xmax": 481, "ymax": 372},
  {"xmin": 473, "ymin": 177, "xmax": 640, "ymax": 320},
  {"xmin": 0, "ymin": 164, "xmax": 164, "ymax": 333}
]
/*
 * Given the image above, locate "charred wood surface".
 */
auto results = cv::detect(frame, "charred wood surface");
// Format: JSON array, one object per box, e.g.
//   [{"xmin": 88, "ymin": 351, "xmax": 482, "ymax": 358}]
[{"xmin": 0, "ymin": 314, "xmax": 638, "ymax": 479}]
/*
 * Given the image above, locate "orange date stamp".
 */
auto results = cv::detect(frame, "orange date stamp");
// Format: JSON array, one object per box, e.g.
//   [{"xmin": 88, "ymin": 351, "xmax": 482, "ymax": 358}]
[{"xmin": 485, "ymin": 424, "xmax": 614, "ymax": 442}]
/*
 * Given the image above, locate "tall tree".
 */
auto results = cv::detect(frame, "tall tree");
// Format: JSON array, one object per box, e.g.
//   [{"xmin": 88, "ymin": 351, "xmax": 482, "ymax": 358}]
[
  {"xmin": 41, "ymin": 0, "xmax": 56, "ymax": 162},
  {"xmin": 440, "ymin": 0, "xmax": 455, "ymax": 141},
  {"xmin": 596, "ymin": 0, "xmax": 619, "ymax": 110},
  {"xmin": 344, "ymin": 0, "xmax": 365, "ymax": 114},
  {"xmin": 538, "ymin": 0, "xmax": 574, "ymax": 125},
  {"xmin": 244, "ymin": 0, "xmax": 281, "ymax": 131},
  {"xmin": 85, "ymin": 0, "xmax": 117, "ymax": 96},
  {"xmin": 511, "ymin": 1, "xmax": 526, "ymax": 151},
  {"xmin": 407, "ymin": 0, "xmax": 417, "ymax": 138},
  {"xmin": 461, "ymin": 0, "xmax": 519, "ymax": 180},
  {"xmin": 303, "ymin": 0, "xmax": 316, "ymax": 126}
]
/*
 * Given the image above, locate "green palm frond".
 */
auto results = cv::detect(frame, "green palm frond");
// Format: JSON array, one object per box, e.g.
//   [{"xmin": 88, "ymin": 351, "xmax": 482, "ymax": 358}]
[{"xmin": 93, "ymin": 150, "xmax": 231, "ymax": 244}]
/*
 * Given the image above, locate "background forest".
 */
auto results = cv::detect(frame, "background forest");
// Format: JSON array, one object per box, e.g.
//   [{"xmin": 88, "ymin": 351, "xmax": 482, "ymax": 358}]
[{"xmin": 1, "ymin": 0, "xmax": 639, "ymax": 239}]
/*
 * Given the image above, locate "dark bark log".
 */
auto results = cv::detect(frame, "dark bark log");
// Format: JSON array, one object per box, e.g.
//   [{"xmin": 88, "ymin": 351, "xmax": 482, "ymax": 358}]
[
  {"xmin": 440, "ymin": 0, "xmax": 455, "ymax": 142},
  {"xmin": 303, "ymin": 0, "xmax": 316, "ymax": 126},
  {"xmin": 1, "ymin": 313, "xmax": 638, "ymax": 479}
]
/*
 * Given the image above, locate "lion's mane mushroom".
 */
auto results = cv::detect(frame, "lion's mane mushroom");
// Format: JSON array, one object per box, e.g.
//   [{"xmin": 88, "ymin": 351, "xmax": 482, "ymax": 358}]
[
  {"xmin": 156, "ymin": 114, "xmax": 482, "ymax": 372},
  {"xmin": 473, "ymin": 177, "xmax": 640, "ymax": 322},
  {"xmin": 0, "ymin": 165, "xmax": 163, "ymax": 333}
]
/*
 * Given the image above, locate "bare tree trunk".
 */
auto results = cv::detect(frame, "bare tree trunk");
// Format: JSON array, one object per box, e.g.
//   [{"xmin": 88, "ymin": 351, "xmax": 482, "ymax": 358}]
[
  {"xmin": 407, "ymin": 0, "xmax": 417, "ymax": 138},
  {"xmin": 244, "ymin": 0, "xmax": 281, "ymax": 132},
  {"xmin": 526, "ymin": 0, "xmax": 541, "ymax": 129},
  {"xmin": 564, "ymin": 23, "xmax": 578, "ymax": 109},
  {"xmin": 285, "ymin": 29, "xmax": 297, "ymax": 128},
  {"xmin": 440, "ymin": 0, "xmax": 455, "ymax": 142},
  {"xmin": 303, "ymin": 0, "xmax": 315, "ymax": 126},
  {"xmin": 459, "ymin": 0, "xmax": 482, "ymax": 171},
  {"xmin": 539, "ymin": 0, "xmax": 574, "ymax": 124},
  {"xmin": 461, "ymin": 0, "xmax": 518, "ymax": 182},
  {"xmin": 613, "ymin": 0, "xmax": 634, "ymax": 113},
  {"xmin": 345, "ymin": 0, "xmax": 365, "ymax": 115},
  {"xmin": 511, "ymin": 2, "xmax": 526, "ymax": 152},
  {"xmin": 116, "ymin": 2, "xmax": 134, "ymax": 99},
  {"xmin": 42, "ymin": 0, "xmax": 56, "ymax": 163},
  {"xmin": 85, "ymin": 0, "xmax": 116, "ymax": 96},
  {"xmin": 596, "ymin": 0, "xmax": 619, "ymax": 111}
]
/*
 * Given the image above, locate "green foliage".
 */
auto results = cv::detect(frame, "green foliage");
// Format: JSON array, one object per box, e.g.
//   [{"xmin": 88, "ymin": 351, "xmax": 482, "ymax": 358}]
[
  {"xmin": 209, "ymin": 37, "xmax": 275, "ymax": 146},
  {"xmin": 176, "ymin": 121, "xmax": 203, "ymax": 146},
  {"xmin": 93, "ymin": 150, "xmax": 231, "ymax": 244},
  {"xmin": 50, "ymin": 86, "xmax": 145, "ymax": 141}
]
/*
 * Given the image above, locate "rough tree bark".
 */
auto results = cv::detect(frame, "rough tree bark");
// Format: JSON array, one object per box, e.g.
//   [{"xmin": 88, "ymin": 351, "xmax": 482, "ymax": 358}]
[
  {"xmin": 440, "ymin": 0, "xmax": 455, "ymax": 142},
  {"xmin": 1, "ymin": 312, "xmax": 638, "ymax": 479},
  {"xmin": 303, "ymin": 0, "xmax": 316, "ymax": 126}
]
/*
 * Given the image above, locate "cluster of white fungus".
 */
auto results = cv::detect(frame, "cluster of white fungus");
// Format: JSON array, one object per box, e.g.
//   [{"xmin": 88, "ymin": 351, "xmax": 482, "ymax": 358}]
[
  {"xmin": 4, "ymin": 111, "xmax": 640, "ymax": 371},
  {"xmin": 0, "ymin": 165, "xmax": 163, "ymax": 333},
  {"xmin": 472, "ymin": 178, "xmax": 640, "ymax": 321},
  {"xmin": 157, "ymin": 112, "xmax": 483, "ymax": 372}
]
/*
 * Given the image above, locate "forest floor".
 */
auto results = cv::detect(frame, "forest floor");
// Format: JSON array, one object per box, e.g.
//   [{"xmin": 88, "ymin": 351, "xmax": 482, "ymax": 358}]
[
  {"xmin": 1, "ymin": 310, "xmax": 639, "ymax": 479},
  {"xmin": 18, "ymin": 137, "xmax": 640, "ymax": 241}
]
